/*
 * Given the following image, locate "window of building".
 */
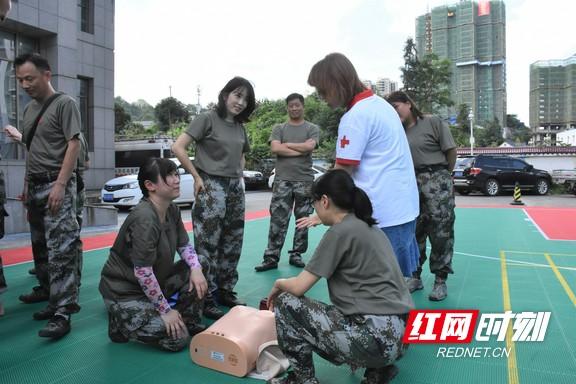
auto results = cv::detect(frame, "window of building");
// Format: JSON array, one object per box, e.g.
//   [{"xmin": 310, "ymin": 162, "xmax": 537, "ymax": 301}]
[
  {"xmin": 78, "ymin": 0, "xmax": 94, "ymax": 34},
  {"xmin": 0, "ymin": 33, "xmax": 36, "ymax": 160},
  {"xmin": 77, "ymin": 76, "xmax": 93, "ymax": 151}
]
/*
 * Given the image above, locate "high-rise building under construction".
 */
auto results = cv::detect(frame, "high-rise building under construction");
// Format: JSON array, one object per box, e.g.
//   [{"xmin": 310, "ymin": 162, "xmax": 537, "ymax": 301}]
[
  {"xmin": 529, "ymin": 54, "xmax": 576, "ymax": 144},
  {"xmin": 415, "ymin": 0, "xmax": 506, "ymax": 126}
]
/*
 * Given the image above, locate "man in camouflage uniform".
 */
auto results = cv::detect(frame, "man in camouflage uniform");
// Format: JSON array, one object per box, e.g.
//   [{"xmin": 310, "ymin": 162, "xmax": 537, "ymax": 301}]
[
  {"xmin": 270, "ymin": 293, "xmax": 407, "ymax": 384},
  {"xmin": 255, "ymin": 93, "xmax": 320, "ymax": 272},
  {"xmin": 15, "ymin": 53, "xmax": 82, "ymax": 339}
]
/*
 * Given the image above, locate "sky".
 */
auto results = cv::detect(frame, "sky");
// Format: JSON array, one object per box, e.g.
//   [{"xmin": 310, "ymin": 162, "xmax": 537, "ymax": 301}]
[{"xmin": 115, "ymin": 0, "xmax": 576, "ymax": 124}]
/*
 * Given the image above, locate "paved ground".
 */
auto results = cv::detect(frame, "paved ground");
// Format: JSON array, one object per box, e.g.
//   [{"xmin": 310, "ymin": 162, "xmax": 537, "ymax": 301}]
[
  {"xmin": 454, "ymin": 192, "xmax": 576, "ymax": 208},
  {"xmin": 2, "ymin": 195, "xmax": 575, "ymax": 384},
  {"xmin": 1, "ymin": 190, "xmax": 575, "ymax": 250}
]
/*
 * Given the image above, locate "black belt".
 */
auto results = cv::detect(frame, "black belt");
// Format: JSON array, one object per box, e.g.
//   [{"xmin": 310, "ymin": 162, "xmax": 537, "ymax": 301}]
[
  {"xmin": 415, "ymin": 164, "xmax": 447, "ymax": 173},
  {"xmin": 28, "ymin": 171, "xmax": 61, "ymax": 183}
]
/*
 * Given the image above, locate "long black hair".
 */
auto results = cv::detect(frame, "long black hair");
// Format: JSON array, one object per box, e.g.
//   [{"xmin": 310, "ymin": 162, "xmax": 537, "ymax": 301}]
[
  {"xmin": 215, "ymin": 76, "xmax": 256, "ymax": 124},
  {"xmin": 311, "ymin": 169, "xmax": 377, "ymax": 226},
  {"xmin": 138, "ymin": 157, "xmax": 178, "ymax": 197},
  {"xmin": 386, "ymin": 90, "xmax": 424, "ymax": 120}
]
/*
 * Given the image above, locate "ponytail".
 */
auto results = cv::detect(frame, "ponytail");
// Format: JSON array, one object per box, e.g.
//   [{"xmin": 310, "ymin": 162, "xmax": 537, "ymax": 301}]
[
  {"xmin": 352, "ymin": 186, "xmax": 377, "ymax": 226},
  {"xmin": 312, "ymin": 169, "xmax": 378, "ymax": 226}
]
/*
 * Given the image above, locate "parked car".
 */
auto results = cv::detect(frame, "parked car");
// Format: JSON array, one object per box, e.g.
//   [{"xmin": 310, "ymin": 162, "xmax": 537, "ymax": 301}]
[
  {"xmin": 552, "ymin": 169, "xmax": 576, "ymax": 195},
  {"xmin": 267, "ymin": 165, "xmax": 327, "ymax": 189},
  {"xmin": 101, "ymin": 158, "xmax": 195, "ymax": 209},
  {"xmin": 452, "ymin": 155, "xmax": 551, "ymax": 196},
  {"xmin": 243, "ymin": 170, "xmax": 267, "ymax": 190}
]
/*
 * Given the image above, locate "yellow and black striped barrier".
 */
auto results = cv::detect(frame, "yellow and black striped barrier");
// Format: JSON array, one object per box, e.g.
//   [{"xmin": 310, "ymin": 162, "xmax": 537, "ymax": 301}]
[{"xmin": 510, "ymin": 182, "xmax": 524, "ymax": 205}]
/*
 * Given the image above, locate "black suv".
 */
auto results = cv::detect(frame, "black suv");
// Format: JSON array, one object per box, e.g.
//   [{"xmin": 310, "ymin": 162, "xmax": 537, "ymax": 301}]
[{"xmin": 452, "ymin": 155, "xmax": 551, "ymax": 196}]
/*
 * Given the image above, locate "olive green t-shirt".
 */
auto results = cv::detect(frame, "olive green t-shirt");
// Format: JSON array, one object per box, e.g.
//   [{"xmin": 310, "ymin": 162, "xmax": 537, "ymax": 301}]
[
  {"xmin": 185, "ymin": 110, "xmax": 250, "ymax": 178},
  {"xmin": 405, "ymin": 115, "xmax": 456, "ymax": 168},
  {"xmin": 99, "ymin": 199, "xmax": 189, "ymax": 301},
  {"xmin": 305, "ymin": 214, "xmax": 414, "ymax": 316},
  {"xmin": 270, "ymin": 121, "xmax": 320, "ymax": 182},
  {"xmin": 21, "ymin": 94, "xmax": 82, "ymax": 174}
]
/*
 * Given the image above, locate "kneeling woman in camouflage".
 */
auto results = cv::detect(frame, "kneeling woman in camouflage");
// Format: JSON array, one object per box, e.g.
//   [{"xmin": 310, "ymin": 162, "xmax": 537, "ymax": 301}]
[
  {"xmin": 267, "ymin": 170, "xmax": 414, "ymax": 383},
  {"xmin": 99, "ymin": 158, "xmax": 208, "ymax": 351}
]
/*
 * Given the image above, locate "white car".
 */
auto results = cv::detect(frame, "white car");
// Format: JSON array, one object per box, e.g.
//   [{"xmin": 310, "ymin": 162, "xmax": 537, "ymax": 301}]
[
  {"xmin": 101, "ymin": 158, "xmax": 195, "ymax": 209},
  {"xmin": 267, "ymin": 165, "xmax": 327, "ymax": 189}
]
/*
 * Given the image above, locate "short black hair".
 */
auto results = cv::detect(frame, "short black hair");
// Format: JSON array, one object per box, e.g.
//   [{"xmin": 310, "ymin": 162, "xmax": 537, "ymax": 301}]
[
  {"xmin": 215, "ymin": 76, "xmax": 256, "ymax": 124},
  {"xmin": 286, "ymin": 93, "xmax": 304, "ymax": 105},
  {"xmin": 138, "ymin": 158, "xmax": 178, "ymax": 197},
  {"xmin": 14, "ymin": 53, "xmax": 51, "ymax": 72}
]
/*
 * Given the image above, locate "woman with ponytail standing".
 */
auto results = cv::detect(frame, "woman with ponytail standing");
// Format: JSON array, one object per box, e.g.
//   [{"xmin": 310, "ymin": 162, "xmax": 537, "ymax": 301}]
[{"xmin": 267, "ymin": 170, "xmax": 413, "ymax": 384}]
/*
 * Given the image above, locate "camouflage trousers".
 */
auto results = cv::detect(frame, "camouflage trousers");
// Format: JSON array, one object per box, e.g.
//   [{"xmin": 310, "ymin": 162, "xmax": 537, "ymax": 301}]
[
  {"xmin": 274, "ymin": 293, "xmax": 407, "ymax": 382},
  {"xmin": 27, "ymin": 173, "xmax": 80, "ymax": 315},
  {"xmin": 75, "ymin": 173, "xmax": 85, "ymax": 285},
  {"xmin": 263, "ymin": 180, "xmax": 314, "ymax": 263},
  {"xmin": 193, "ymin": 172, "xmax": 244, "ymax": 299},
  {"xmin": 415, "ymin": 168, "xmax": 455, "ymax": 277},
  {"xmin": 103, "ymin": 260, "xmax": 205, "ymax": 352}
]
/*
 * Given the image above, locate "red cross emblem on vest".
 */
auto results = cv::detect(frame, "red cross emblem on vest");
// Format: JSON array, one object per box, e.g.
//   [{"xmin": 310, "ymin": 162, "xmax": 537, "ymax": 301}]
[{"xmin": 340, "ymin": 135, "xmax": 350, "ymax": 148}]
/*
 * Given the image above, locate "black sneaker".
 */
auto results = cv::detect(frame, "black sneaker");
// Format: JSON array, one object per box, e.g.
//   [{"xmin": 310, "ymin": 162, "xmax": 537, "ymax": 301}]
[
  {"xmin": 203, "ymin": 302, "xmax": 225, "ymax": 320},
  {"xmin": 28, "ymin": 268, "xmax": 36, "ymax": 275},
  {"xmin": 19, "ymin": 286, "xmax": 49, "ymax": 304},
  {"xmin": 38, "ymin": 314, "xmax": 71, "ymax": 339},
  {"xmin": 33, "ymin": 306, "xmax": 55, "ymax": 321},
  {"xmin": 254, "ymin": 260, "xmax": 278, "ymax": 272},
  {"xmin": 289, "ymin": 256, "xmax": 305, "ymax": 268},
  {"xmin": 361, "ymin": 365, "xmax": 399, "ymax": 384},
  {"xmin": 108, "ymin": 313, "xmax": 129, "ymax": 343},
  {"xmin": 218, "ymin": 290, "xmax": 246, "ymax": 307},
  {"xmin": 269, "ymin": 372, "xmax": 320, "ymax": 384},
  {"xmin": 187, "ymin": 323, "xmax": 207, "ymax": 337}
]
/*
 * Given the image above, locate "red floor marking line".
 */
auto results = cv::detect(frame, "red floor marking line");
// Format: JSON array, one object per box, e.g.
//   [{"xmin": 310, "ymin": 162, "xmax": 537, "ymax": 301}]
[
  {"xmin": 2, "ymin": 209, "xmax": 271, "ymax": 266},
  {"xmin": 524, "ymin": 207, "xmax": 576, "ymax": 241}
]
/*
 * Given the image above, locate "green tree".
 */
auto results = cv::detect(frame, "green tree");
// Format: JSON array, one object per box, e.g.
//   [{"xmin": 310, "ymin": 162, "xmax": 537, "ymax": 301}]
[
  {"xmin": 506, "ymin": 114, "xmax": 531, "ymax": 144},
  {"xmin": 154, "ymin": 97, "xmax": 191, "ymax": 131},
  {"xmin": 475, "ymin": 118, "xmax": 503, "ymax": 147},
  {"xmin": 115, "ymin": 96, "xmax": 155, "ymax": 121},
  {"xmin": 114, "ymin": 102, "xmax": 131, "ymax": 135},
  {"xmin": 400, "ymin": 38, "xmax": 453, "ymax": 114},
  {"xmin": 132, "ymin": 99, "xmax": 155, "ymax": 121},
  {"xmin": 186, "ymin": 104, "xmax": 199, "ymax": 117},
  {"xmin": 244, "ymin": 99, "xmax": 287, "ymax": 164},
  {"xmin": 449, "ymin": 103, "xmax": 471, "ymax": 147},
  {"xmin": 121, "ymin": 122, "xmax": 148, "ymax": 138},
  {"xmin": 303, "ymin": 94, "xmax": 344, "ymax": 161}
]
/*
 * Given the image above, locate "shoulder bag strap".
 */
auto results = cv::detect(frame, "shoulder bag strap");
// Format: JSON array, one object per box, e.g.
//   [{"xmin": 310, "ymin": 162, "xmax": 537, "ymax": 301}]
[{"xmin": 26, "ymin": 92, "xmax": 63, "ymax": 151}]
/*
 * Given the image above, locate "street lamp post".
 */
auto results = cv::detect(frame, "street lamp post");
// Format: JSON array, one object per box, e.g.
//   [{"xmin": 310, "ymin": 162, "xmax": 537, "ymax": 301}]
[{"xmin": 468, "ymin": 111, "xmax": 474, "ymax": 156}]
